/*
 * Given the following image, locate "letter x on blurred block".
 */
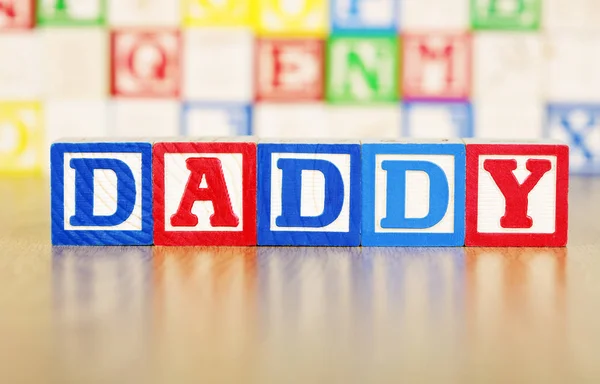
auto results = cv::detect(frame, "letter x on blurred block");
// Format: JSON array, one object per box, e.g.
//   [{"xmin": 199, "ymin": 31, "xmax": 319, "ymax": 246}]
[
  {"xmin": 50, "ymin": 141, "xmax": 153, "ymax": 246},
  {"xmin": 464, "ymin": 140, "xmax": 569, "ymax": 247},
  {"xmin": 257, "ymin": 142, "xmax": 361, "ymax": 246},
  {"xmin": 152, "ymin": 140, "xmax": 257, "ymax": 246}
]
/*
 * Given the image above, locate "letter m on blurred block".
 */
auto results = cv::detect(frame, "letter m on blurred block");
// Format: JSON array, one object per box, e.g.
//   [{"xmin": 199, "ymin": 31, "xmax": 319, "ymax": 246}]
[
  {"xmin": 402, "ymin": 32, "xmax": 471, "ymax": 101},
  {"xmin": 0, "ymin": 0, "xmax": 34, "ymax": 29},
  {"xmin": 470, "ymin": 0, "xmax": 541, "ymax": 30}
]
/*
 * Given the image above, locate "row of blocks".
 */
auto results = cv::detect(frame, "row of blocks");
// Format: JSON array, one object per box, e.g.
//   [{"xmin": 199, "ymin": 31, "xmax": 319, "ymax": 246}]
[{"xmin": 51, "ymin": 138, "xmax": 569, "ymax": 247}]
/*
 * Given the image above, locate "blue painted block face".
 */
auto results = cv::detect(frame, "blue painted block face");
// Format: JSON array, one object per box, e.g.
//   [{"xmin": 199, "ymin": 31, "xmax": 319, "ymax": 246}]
[
  {"xmin": 546, "ymin": 104, "xmax": 600, "ymax": 175},
  {"xmin": 51, "ymin": 142, "xmax": 153, "ymax": 245},
  {"xmin": 258, "ymin": 143, "xmax": 361, "ymax": 246},
  {"xmin": 182, "ymin": 103, "xmax": 252, "ymax": 136},
  {"xmin": 330, "ymin": 0, "xmax": 399, "ymax": 32},
  {"xmin": 403, "ymin": 102, "xmax": 473, "ymax": 139},
  {"xmin": 362, "ymin": 141, "xmax": 466, "ymax": 246}
]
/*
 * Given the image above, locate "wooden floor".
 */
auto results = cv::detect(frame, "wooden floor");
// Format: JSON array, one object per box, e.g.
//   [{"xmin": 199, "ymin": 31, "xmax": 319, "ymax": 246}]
[{"xmin": 0, "ymin": 177, "xmax": 599, "ymax": 383}]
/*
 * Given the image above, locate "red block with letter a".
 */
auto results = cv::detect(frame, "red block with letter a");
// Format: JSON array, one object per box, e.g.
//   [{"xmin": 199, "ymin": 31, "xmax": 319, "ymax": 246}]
[
  {"xmin": 465, "ymin": 140, "xmax": 569, "ymax": 247},
  {"xmin": 255, "ymin": 38, "xmax": 324, "ymax": 101},
  {"xmin": 402, "ymin": 32, "xmax": 471, "ymax": 101},
  {"xmin": 153, "ymin": 140, "xmax": 257, "ymax": 246},
  {"xmin": 111, "ymin": 29, "xmax": 181, "ymax": 98},
  {"xmin": 0, "ymin": 0, "xmax": 33, "ymax": 29}
]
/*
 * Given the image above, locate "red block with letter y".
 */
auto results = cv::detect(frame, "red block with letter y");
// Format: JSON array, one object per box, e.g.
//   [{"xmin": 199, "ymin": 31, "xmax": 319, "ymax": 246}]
[
  {"xmin": 465, "ymin": 140, "xmax": 569, "ymax": 247},
  {"xmin": 153, "ymin": 140, "xmax": 257, "ymax": 246}
]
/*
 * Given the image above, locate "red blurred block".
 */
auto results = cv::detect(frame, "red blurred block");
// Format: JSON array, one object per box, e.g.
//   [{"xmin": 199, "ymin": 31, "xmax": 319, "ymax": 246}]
[
  {"xmin": 153, "ymin": 140, "xmax": 257, "ymax": 246},
  {"xmin": 0, "ymin": 0, "xmax": 34, "ymax": 29},
  {"xmin": 110, "ymin": 29, "xmax": 181, "ymax": 98},
  {"xmin": 465, "ymin": 140, "xmax": 569, "ymax": 247},
  {"xmin": 402, "ymin": 32, "xmax": 471, "ymax": 101},
  {"xmin": 255, "ymin": 38, "xmax": 324, "ymax": 101}
]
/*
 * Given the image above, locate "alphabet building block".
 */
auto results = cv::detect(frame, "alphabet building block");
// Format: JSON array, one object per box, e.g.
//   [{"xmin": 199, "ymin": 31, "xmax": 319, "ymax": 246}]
[
  {"xmin": 153, "ymin": 140, "xmax": 257, "ymax": 246},
  {"xmin": 50, "ymin": 141, "xmax": 153, "ymax": 246},
  {"xmin": 37, "ymin": 0, "xmax": 106, "ymax": 26},
  {"xmin": 331, "ymin": 0, "xmax": 399, "ymax": 33},
  {"xmin": 402, "ymin": 32, "xmax": 471, "ymax": 101},
  {"xmin": 255, "ymin": 38, "xmax": 324, "ymax": 101},
  {"xmin": 111, "ymin": 29, "xmax": 181, "ymax": 98},
  {"xmin": 0, "ymin": 101, "xmax": 43, "ymax": 174},
  {"xmin": 254, "ymin": 0, "xmax": 327, "ymax": 37},
  {"xmin": 402, "ymin": 102, "xmax": 473, "ymax": 138},
  {"xmin": 182, "ymin": 102, "xmax": 252, "ymax": 136},
  {"xmin": 0, "ymin": 0, "xmax": 34, "ymax": 30},
  {"xmin": 108, "ymin": 0, "xmax": 179, "ymax": 26},
  {"xmin": 465, "ymin": 140, "xmax": 569, "ymax": 247},
  {"xmin": 362, "ymin": 140, "xmax": 466, "ymax": 246},
  {"xmin": 182, "ymin": 0, "xmax": 252, "ymax": 27},
  {"xmin": 257, "ymin": 141, "xmax": 361, "ymax": 246},
  {"xmin": 470, "ymin": 0, "xmax": 541, "ymax": 30}
]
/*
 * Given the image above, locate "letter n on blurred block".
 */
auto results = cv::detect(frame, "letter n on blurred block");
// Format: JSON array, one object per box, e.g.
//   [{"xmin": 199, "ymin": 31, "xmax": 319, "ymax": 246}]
[{"xmin": 0, "ymin": 101, "xmax": 43, "ymax": 174}]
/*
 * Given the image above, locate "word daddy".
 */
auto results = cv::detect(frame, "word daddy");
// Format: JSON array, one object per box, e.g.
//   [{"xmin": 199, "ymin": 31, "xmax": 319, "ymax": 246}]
[{"xmin": 51, "ymin": 139, "xmax": 569, "ymax": 247}]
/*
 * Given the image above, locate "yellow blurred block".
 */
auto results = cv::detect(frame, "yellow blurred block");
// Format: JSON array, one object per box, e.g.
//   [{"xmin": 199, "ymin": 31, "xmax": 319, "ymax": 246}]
[
  {"xmin": 182, "ymin": 0, "xmax": 253, "ymax": 27},
  {"xmin": 0, "ymin": 102, "xmax": 44, "ymax": 175},
  {"xmin": 254, "ymin": 0, "xmax": 327, "ymax": 36}
]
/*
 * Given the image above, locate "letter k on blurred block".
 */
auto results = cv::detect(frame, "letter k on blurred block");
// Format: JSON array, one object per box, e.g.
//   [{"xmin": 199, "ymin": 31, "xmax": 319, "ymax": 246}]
[
  {"xmin": 362, "ymin": 140, "xmax": 466, "ymax": 246},
  {"xmin": 464, "ymin": 140, "xmax": 569, "ymax": 247}
]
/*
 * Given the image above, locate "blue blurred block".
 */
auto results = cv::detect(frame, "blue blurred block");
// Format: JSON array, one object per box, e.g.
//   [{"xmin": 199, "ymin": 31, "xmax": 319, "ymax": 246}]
[
  {"xmin": 182, "ymin": 102, "xmax": 252, "ymax": 136},
  {"xmin": 402, "ymin": 101, "xmax": 473, "ymax": 138},
  {"xmin": 51, "ymin": 141, "xmax": 153, "ymax": 246},
  {"xmin": 330, "ymin": 0, "xmax": 399, "ymax": 33},
  {"xmin": 257, "ymin": 142, "xmax": 361, "ymax": 246},
  {"xmin": 546, "ymin": 103, "xmax": 600, "ymax": 175},
  {"xmin": 362, "ymin": 140, "xmax": 465, "ymax": 246}
]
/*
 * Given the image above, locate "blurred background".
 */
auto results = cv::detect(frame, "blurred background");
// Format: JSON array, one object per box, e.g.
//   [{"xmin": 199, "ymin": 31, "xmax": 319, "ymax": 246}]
[{"xmin": 0, "ymin": 0, "xmax": 599, "ymax": 176}]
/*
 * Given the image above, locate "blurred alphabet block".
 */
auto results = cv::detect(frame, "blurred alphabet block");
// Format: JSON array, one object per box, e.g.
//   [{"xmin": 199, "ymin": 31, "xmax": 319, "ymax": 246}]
[
  {"xmin": 182, "ymin": 103, "xmax": 252, "ymax": 136},
  {"xmin": 182, "ymin": 0, "xmax": 251, "ymax": 27},
  {"xmin": 256, "ymin": 38, "xmax": 324, "ymax": 101},
  {"xmin": 0, "ymin": 0, "xmax": 34, "ymax": 29},
  {"xmin": 361, "ymin": 140, "xmax": 466, "ymax": 246},
  {"xmin": 470, "ymin": 0, "xmax": 541, "ymax": 30},
  {"xmin": 402, "ymin": 32, "xmax": 471, "ymax": 101},
  {"xmin": 257, "ymin": 141, "xmax": 361, "ymax": 246},
  {"xmin": 37, "ymin": 0, "xmax": 106, "ymax": 26},
  {"xmin": 402, "ymin": 0, "xmax": 468, "ymax": 29},
  {"xmin": 403, "ymin": 102, "xmax": 472, "ymax": 138},
  {"xmin": 108, "ymin": 0, "xmax": 179, "ymax": 26},
  {"xmin": 110, "ymin": 100, "xmax": 179, "ymax": 137},
  {"xmin": 546, "ymin": 104, "xmax": 600, "ymax": 175},
  {"xmin": 50, "ymin": 141, "xmax": 153, "ymax": 245},
  {"xmin": 0, "ymin": 33, "xmax": 41, "ymax": 99},
  {"xmin": 465, "ymin": 140, "xmax": 568, "ymax": 247},
  {"xmin": 326, "ymin": 35, "xmax": 399, "ymax": 103},
  {"xmin": 254, "ymin": 103, "xmax": 328, "ymax": 138},
  {"xmin": 328, "ymin": 105, "xmax": 400, "ymax": 138},
  {"xmin": 0, "ymin": 101, "xmax": 43, "ymax": 174},
  {"xmin": 331, "ymin": 0, "xmax": 399, "ymax": 32},
  {"xmin": 254, "ymin": 0, "xmax": 327, "ymax": 36},
  {"xmin": 183, "ymin": 29, "xmax": 253, "ymax": 102},
  {"xmin": 474, "ymin": 102, "xmax": 542, "ymax": 139},
  {"xmin": 153, "ymin": 140, "xmax": 257, "ymax": 245},
  {"xmin": 111, "ymin": 29, "xmax": 181, "ymax": 98}
]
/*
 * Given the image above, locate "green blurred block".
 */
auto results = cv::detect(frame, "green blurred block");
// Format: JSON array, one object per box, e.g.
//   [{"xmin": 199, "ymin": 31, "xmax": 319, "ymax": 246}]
[
  {"xmin": 326, "ymin": 35, "xmax": 399, "ymax": 104},
  {"xmin": 470, "ymin": 0, "xmax": 541, "ymax": 30},
  {"xmin": 37, "ymin": 0, "xmax": 106, "ymax": 26}
]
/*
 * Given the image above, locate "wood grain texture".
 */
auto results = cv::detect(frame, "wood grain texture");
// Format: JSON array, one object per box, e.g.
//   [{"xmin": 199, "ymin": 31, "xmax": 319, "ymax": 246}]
[{"xmin": 0, "ymin": 177, "xmax": 600, "ymax": 383}]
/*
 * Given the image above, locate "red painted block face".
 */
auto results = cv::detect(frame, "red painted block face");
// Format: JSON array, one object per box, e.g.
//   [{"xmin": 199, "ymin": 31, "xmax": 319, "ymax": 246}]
[
  {"xmin": 153, "ymin": 141, "xmax": 257, "ymax": 246},
  {"xmin": 465, "ymin": 142, "xmax": 569, "ymax": 247},
  {"xmin": 255, "ymin": 38, "xmax": 324, "ymax": 101},
  {"xmin": 111, "ymin": 29, "xmax": 181, "ymax": 98},
  {"xmin": 0, "ymin": 0, "xmax": 34, "ymax": 29},
  {"xmin": 402, "ymin": 32, "xmax": 471, "ymax": 101}
]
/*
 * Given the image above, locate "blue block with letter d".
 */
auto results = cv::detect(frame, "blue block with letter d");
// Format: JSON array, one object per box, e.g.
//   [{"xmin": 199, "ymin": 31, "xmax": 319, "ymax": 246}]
[
  {"xmin": 361, "ymin": 140, "xmax": 466, "ymax": 246},
  {"xmin": 257, "ymin": 141, "xmax": 361, "ymax": 246},
  {"xmin": 51, "ymin": 141, "xmax": 153, "ymax": 246}
]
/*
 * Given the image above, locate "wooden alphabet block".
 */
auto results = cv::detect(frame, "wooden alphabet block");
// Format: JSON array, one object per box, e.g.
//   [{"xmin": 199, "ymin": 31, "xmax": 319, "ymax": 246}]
[
  {"xmin": 0, "ymin": 33, "xmax": 41, "ymax": 99},
  {"xmin": 182, "ymin": 0, "xmax": 252, "ymax": 27},
  {"xmin": 0, "ymin": 101, "xmax": 43, "ymax": 174},
  {"xmin": 470, "ymin": 0, "xmax": 541, "ymax": 30},
  {"xmin": 110, "ymin": 29, "xmax": 181, "ymax": 98},
  {"xmin": 108, "ymin": 0, "xmax": 179, "ymax": 26},
  {"xmin": 255, "ymin": 38, "xmax": 325, "ymax": 101},
  {"xmin": 402, "ymin": 32, "xmax": 471, "ymax": 101},
  {"xmin": 331, "ymin": 0, "xmax": 399, "ymax": 33},
  {"xmin": 464, "ymin": 140, "xmax": 569, "ymax": 247},
  {"xmin": 50, "ymin": 140, "xmax": 153, "ymax": 245},
  {"xmin": 257, "ymin": 141, "xmax": 361, "ymax": 246},
  {"xmin": 402, "ymin": 102, "xmax": 473, "ymax": 138},
  {"xmin": 110, "ymin": 100, "xmax": 179, "ymax": 137},
  {"xmin": 37, "ymin": 0, "xmax": 106, "ymax": 26},
  {"xmin": 361, "ymin": 140, "xmax": 466, "ymax": 246},
  {"xmin": 328, "ymin": 105, "xmax": 400, "ymax": 138},
  {"xmin": 182, "ymin": 102, "xmax": 252, "ymax": 136},
  {"xmin": 153, "ymin": 140, "xmax": 257, "ymax": 246},
  {"xmin": 254, "ymin": 103, "xmax": 328, "ymax": 138},
  {"xmin": 254, "ymin": 0, "xmax": 327, "ymax": 37},
  {"xmin": 0, "ymin": 0, "xmax": 34, "ymax": 29}
]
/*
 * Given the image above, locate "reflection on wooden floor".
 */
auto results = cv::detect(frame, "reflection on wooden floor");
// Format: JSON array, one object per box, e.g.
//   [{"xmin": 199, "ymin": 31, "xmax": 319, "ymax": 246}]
[{"xmin": 51, "ymin": 246, "xmax": 568, "ymax": 382}]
